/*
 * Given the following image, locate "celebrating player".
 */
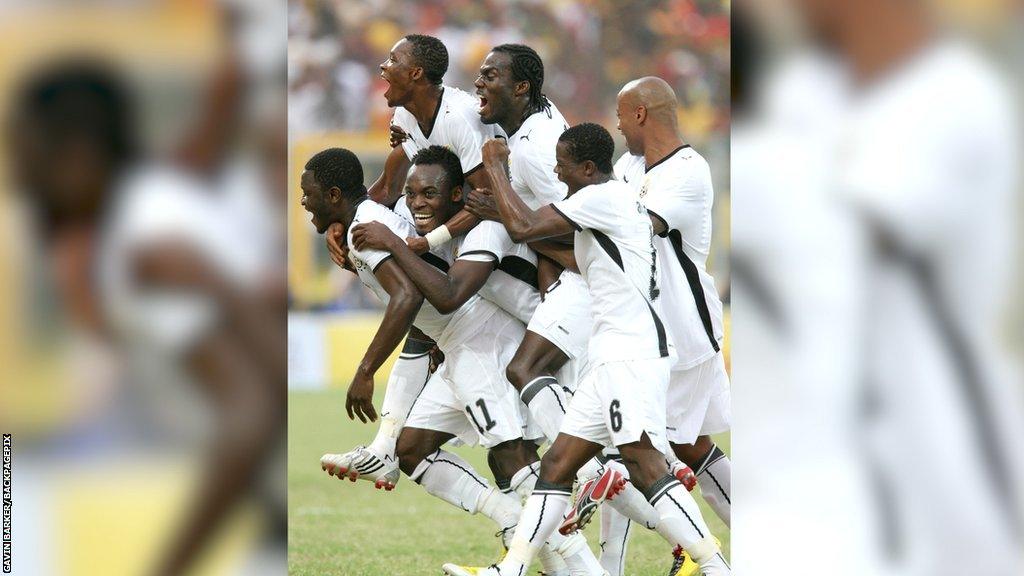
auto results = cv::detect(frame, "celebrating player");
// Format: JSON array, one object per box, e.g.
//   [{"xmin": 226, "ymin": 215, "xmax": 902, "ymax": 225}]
[
  {"xmin": 304, "ymin": 147, "xmax": 603, "ymax": 574},
  {"xmin": 614, "ymin": 77, "xmax": 731, "ymax": 529},
  {"xmin": 320, "ymin": 33, "xmax": 498, "ymax": 487},
  {"xmin": 443, "ymin": 124, "xmax": 729, "ymax": 576}
]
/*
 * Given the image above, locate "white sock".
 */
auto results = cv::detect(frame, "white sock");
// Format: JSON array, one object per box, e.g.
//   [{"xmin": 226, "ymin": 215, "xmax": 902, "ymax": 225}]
[
  {"xmin": 410, "ymin": 450, "xmax": 498, "ymax": 517},
  {"xmin": 510, "ymin": 462, "xmax": 542, "ymax": 503},
  {"xmin": 369, "ymin": 351, "xmax": 430, "ymax": 456},
  {"xmin": 602, "ymin": 460, "xmax": 660, "ymax": 530},
  {"xmin": 499, "ymin": 482, "xmax": 573, "ymax": 576},
  {"xmin": 696, "ymin": 445, "xmax": 732, "ymax": 528},
  {"xmin": 519, "ymin": 376, "xmax": 568, "ymax": 443},
  {"xmin": 599, "ymin": 506, "xmax": 632, "ymax": 576},
  {"xmin": 647, "ymin": 475, "xmax": 729, "ymax": 574},
  {"xmin": 510, "ymin": 463, "xmax": 594, "ymax": 576},
  {"xmin": 477, "ymin": 485, "xmax": 522, "ymax": 530}
]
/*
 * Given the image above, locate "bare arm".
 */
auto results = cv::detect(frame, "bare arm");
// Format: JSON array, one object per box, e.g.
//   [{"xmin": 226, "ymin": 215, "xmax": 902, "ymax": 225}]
[
  {"xmin": 479, "ymin": 139, "xmax": 573, "ymax": 242},
  {"xmin": 529, "ymin": 240, "xmax": 579, "ymax": 274},
  {"xmin": 347, "ymin": 258, "xmax": 424, "ymax": 421},
  {"xmin": 368, "ymin": 145, "xmax": 412, "ymax": 207},
  {"xmin": 352, "ymin": 221, "xmax": 492, "ymax": 314}
]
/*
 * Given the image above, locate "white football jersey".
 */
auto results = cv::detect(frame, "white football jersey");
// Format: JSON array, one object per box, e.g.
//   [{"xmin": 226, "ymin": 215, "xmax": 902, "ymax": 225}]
[
  {"xmin": 346, "ymin": 199, "xmax": 496, "ymax": 351},
  {"xmin": 453, "ymin": 220, "xmax": 541, "ymax": 324},
  {"xmin": 615, "ymin": 147, "xmax": 725, "ymax": 369},
  {"xmin": 392, "ymin": 85, "xmax": 499, "ymax": 224},
  {"xmin": 507, "ymin": 104, "xmax": 570, "ymax": 209},
  {"xmin": 552, "ymin": 179, "xmax": 674, "ymax": 366},
  {"xmin": 393, "ymin": 85, "xmax": 499, "ymax": 175}
]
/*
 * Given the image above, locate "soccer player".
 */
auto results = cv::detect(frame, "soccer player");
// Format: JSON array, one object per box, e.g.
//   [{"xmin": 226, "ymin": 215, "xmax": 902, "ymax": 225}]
[
  {"xmin": 320, "ymin": 34, "xmax": 502, "ymax": 483},
  {"xmin": 303, "ymin": 147, "xmax": 602, "ymax": 575},
  {"xmin": 443, "ymin": 124, "xmax": 729, "ymax": 576},
  {"xmin": 614, "ymin": 77, "xmax": 732, "ymax": 529},
  {"xmin": 467, "ymin": 43, "xmax": 588, "ymax": 448},
  {"xmin": 369, "ymin": 33, "xmax": 497, "ymax": 248},
  {"xmin": 466, "ymin": 46, "xmax": 688, "ymax": 572}
]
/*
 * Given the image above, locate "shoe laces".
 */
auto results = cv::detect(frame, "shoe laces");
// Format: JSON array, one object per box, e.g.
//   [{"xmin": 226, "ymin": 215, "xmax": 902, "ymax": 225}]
[{"xmin": 668, "ymin": 545, "xmax": 685, "ymax": 576}]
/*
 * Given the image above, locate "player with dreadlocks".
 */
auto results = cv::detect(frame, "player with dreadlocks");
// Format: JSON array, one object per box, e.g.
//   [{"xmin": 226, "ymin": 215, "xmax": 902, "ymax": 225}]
[{"xmin": 465, "ymin": 46, "xmax": 695, "ymax": 576}]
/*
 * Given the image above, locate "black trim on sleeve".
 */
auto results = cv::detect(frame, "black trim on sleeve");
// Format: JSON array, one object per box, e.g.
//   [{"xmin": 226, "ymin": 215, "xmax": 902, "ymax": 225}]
[
  {"xmin": 420, "ymin": 252, "xmax": 450, "ymax": 273},
  {"xmin": 645, "ymin": 144, "xmax": 691, "ymax": 173},
  {"xmin": 591, "ymin": 230, "xmax": 624, "ymax": 271},
  {"xmin": 647, "ymin": 209, "xmax": 670, "ymax": 238},
  {"xmin": 550, "ymin": 204, "xmax": 582, "ymax": 232},
  {"xmin": 464, "ymin": 162, "xmax": 485, "ymax": 178},
  {"xmin": 667, "ymin": 229, "xmax": 720, "ymax": 353},
  {"xmin": 457, "ymin": 249, "xmax": 500, "ymax": 269},
  {"xmin": 421, "ymin": 87, "xmax": 445, "ymax": 139},
  {"xmin": 498, "ymin": 255, "xmax": 539, "ymax": 289},
  {"xmin": 371, "ymin": 254, "xmax": 395, "ymax": 273}
]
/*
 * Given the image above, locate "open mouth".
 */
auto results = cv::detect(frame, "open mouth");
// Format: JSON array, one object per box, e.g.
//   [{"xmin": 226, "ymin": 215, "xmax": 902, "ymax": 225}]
[
  {"xmin": 478, "ymin": 95, "xmax": 489, "ymax": 115},
  {"xmin": 413, "ymin": 212, "xmax": 434, "ymax": 226}
]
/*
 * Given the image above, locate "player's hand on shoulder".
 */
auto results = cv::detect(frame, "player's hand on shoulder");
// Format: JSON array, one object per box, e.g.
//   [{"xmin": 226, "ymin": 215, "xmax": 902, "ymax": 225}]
[
  {"xmin": 345, "ymin": 370, "xmax": 377, "ymax": 423},
  {"xmin": 326, "ymin": 222, "xmax": 356, "ymax": 274},
  {"xmin": 466, "ymin": 188, "xmax": 500, "ymax": 221},
  {"xmin": 389, "ymin": 124, "xmax": 409, "ymax": 148},
  {"xmin": 406, "ymin": 236, "xmax": 429, "ymax": 255},
  {"xmin": 482, "ymin": 137, "xmax": 510, "ymax": 165},
  {"xmin": 351, "ymin": 221, "xmax": 399, "ymax": 252}
]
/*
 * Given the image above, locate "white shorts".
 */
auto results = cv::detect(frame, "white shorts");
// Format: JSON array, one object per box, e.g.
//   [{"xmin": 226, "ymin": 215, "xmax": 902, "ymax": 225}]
[
  {"xmin": 666, "ymin": 352, "xmax": 732, "ymax": 444},
  {"xmin": 405, "ymin": 311, "xmax": 538, "ymax": 448},
  {"xmin": 559, "ymin": 358, "xmax": 671, "ymax": 454},
  {"xmin": 527, "ymin": 271, "xmax": 592, "ymax": 363}
]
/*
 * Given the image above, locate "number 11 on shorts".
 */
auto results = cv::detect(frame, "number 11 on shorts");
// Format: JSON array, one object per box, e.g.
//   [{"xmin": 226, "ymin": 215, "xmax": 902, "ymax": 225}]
[{"xmin": 466, "ymin": 398, "xmax": 497, "ymax": 434}]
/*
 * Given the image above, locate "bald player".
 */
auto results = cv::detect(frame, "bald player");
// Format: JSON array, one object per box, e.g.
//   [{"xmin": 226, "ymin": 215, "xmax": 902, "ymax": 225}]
[{"xmin": 614, "ymin": 77, "xmax": 732, "ymax": 529}]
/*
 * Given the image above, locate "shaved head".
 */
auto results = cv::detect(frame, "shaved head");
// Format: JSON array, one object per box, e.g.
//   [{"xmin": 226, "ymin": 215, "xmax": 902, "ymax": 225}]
[
  {"xmin": 618, "ymin": 76, "xmax": 679, "ymax": 124},
  {"xmin": 615, "ymin": 76, "xmax": 682, "ymax": 156}
]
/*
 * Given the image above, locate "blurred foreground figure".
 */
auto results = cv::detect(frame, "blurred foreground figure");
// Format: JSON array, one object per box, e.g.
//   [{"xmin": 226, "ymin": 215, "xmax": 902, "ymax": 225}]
[
  {"xmin": 6, "ymin": 44, "xmax": 284, "ymax": 576},
  {"xmin": 732, "ymin": 0, "xmax": 1024, "ymax": 575}
]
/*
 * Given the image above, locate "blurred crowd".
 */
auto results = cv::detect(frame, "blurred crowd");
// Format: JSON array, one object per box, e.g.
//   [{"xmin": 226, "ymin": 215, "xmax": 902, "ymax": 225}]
[
  {"xmin": 288, "ymin": 0, "xmax": 731, "ymax": 311},
  {"xmin": 289, "ymin": 0, "xmax": 728, "ymax": 136}
]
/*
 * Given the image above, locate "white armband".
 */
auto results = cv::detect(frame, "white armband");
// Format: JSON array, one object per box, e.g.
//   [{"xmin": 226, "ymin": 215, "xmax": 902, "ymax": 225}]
[{"xmin": 424, "ymin": 225, "xmax": 452, "ymax": 249}]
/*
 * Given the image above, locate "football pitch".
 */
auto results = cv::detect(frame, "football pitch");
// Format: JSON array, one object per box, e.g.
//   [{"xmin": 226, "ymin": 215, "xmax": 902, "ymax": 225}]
[{"xmin": 289, "ymin": 389, "xmax": 730, "ymax": 575}]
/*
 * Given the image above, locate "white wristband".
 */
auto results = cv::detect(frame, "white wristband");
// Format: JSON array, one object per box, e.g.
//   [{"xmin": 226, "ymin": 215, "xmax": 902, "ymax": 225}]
[{"xmin": 424, "ymin": 225, "xmax": 452, "ymax": 249}]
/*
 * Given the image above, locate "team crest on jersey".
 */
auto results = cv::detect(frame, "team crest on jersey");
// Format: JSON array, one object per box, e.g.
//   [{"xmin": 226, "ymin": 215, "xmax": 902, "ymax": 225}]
[{"xmin": 353, "ymin": 256, "xmax": 369, "ymax": 273}]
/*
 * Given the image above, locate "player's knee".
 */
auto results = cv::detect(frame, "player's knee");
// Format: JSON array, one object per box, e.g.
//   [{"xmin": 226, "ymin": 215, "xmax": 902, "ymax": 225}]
[
  {"xmin": 620, "ymin": 451, "xmax": 668, "ymax": 493},
  {"xmin": 672, "ymin": 436, "xmax": 714, "ymax": 469},
  {"xmin": 395, "ymin": 431, "xmax": 428, "ymax": 476},
  {"xmin": 537, "ymin": 447, "xmax": 577, "ymax": 486},
  {"xmin": 505, "ymin": 358, "xmax": 532, "ymax": 391}
]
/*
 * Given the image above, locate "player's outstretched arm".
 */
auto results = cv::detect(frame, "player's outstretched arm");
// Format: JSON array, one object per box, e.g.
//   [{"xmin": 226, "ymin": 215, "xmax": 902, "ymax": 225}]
[
  {"xmin": 367, "ymin": 145, "xmax": 412, "ymax": 207},
  {"xmin": 479, "ymin": 138, "xmax": 573, "ymax": 242},
  {"xmin": 352, "ymin": 221, "xmax": 492, "ymax": 314},
  {"xmin": 348, "ymin": 259, "xmax": 424, "ymax": 423}
]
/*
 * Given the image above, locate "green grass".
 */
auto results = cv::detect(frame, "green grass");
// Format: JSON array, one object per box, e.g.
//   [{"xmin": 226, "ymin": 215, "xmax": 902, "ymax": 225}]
[{"xmin": 289, "ymin": 389, "xmax": 729, "ymax": 575}]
